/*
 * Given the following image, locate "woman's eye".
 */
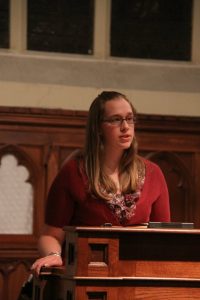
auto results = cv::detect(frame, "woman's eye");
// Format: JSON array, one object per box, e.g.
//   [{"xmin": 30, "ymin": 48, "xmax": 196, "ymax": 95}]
[{"xmin": 110, "ymin": 117, "xmax": 120, "ymax": 123}]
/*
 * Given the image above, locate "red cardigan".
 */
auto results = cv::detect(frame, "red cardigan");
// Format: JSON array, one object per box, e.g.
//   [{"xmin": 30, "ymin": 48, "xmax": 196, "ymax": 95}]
[{"xmin": 45, "ymin": 158, "xmax": 170, "ymax": 227}]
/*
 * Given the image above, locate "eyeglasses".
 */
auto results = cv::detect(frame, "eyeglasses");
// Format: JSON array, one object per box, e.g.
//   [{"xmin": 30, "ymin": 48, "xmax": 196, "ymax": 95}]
[{"xmin": 102, "ymin": 115, "xmax": 136, "ymax": 126}]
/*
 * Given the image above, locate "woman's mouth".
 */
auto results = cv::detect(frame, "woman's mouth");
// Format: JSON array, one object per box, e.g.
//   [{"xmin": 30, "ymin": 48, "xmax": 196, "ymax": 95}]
[{"xmin": 119, "ymin": 135, "xmax": 131, "ymax": 141}]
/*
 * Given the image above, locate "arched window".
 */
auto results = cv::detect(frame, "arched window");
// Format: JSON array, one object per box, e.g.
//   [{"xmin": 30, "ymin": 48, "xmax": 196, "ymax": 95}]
[{"xmin": 0, "ymin": 150, "xmax": 34, "ymax": 234}]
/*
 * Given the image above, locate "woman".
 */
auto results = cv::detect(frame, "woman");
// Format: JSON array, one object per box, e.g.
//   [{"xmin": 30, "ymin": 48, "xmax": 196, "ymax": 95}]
[{"xmin": 31, "ymin": 91, "xmax": 170, "ymax": 276}]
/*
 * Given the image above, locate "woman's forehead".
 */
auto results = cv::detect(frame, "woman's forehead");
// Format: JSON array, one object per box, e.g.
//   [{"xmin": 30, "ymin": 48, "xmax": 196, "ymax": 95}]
[{"xmin": 103, "ymin": 98, "xmax": 133, "ymax": 115}]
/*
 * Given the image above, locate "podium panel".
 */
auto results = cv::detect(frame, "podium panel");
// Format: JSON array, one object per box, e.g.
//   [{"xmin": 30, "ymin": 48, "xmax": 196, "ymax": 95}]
[
  {"xmin": 64, "ymin": 277, "xmax": 200, "ymax": 300},
  {"xmin": 34, "ymin": 226, "xmax": 200, "ymax": 300},
  {"xmin": 65, "ymin": 226, "xmax": 200, "ymax": 278}
]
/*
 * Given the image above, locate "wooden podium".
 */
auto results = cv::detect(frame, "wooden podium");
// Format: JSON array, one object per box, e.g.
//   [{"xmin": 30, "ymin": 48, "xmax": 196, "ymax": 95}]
[{"xmin": 33, "ymin": 226, "xmax": 200, "ymax": 300}]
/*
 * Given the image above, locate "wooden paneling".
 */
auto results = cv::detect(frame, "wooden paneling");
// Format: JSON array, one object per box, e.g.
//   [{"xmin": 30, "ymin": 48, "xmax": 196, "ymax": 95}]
[
  {"xmin": 0, "ymin": 106, "xmax": 199, "ymax": 300},
  {"xmin": 34, "ymin": 226, "xmax": 200, "ymax": 300}
]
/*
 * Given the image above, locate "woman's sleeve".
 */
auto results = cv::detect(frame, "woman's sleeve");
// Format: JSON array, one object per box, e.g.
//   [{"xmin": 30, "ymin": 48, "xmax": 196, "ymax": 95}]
[
  {"xmin": 150, "ymin": 165, "xmax": 171, "ymax": 222},
  {"xmin": 45, "ymin": 161, "xmax": 75, "ymax": 228}
]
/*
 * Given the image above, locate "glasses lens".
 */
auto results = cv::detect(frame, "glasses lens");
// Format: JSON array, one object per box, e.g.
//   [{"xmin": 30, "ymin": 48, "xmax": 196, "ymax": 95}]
[
  {"xmin": 126, "ymin": 116, "xmax": 135, "ymax": 124},
  {"xmin": 102, "ymin": 116, "xmax": 135, "ymax": 126}
]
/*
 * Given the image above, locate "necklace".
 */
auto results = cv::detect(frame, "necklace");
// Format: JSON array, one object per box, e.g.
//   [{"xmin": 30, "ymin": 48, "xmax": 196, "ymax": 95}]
[
  {"xmin": 106, "ymin": 191, "xmax": 140, "ymax": 224},
  {"xmin": 100, "ymin": 163, "xmax": 146, "ymax": 223}
]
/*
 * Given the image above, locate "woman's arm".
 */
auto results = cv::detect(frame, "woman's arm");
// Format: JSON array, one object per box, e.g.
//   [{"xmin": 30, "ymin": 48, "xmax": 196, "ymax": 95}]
[{"xmin": 31, "ymin": 224, "xmax": 65, "ymax": 277}]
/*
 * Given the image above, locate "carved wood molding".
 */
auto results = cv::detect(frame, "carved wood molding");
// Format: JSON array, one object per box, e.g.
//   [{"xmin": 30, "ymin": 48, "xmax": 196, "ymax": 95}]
[
  {"xmin": 0, "ymin": 106, "xmax": 199, "ymax": 133},
  {"xmin": 0, "ymin": 259, "xmax": 33, "ymax": 276}
]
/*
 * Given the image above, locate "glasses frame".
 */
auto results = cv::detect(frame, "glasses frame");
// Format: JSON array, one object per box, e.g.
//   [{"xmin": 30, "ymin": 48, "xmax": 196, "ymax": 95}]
[{"xmin": 102, "ymin": 115, "xmax": 136, "ymax": 127}]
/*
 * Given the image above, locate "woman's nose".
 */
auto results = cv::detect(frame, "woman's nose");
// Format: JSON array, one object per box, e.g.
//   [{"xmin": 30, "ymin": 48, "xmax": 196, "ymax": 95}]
[{"xmin": 120, "ymin": 119, "xmax": 129, "ymax": 130}]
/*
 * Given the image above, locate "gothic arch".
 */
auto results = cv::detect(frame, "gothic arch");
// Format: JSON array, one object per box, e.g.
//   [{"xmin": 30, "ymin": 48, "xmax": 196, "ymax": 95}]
[
  {"xmin": 0, "ymin": 145, "xmax": 38, "ymax": 234},
  {"xmin": 145, "ymin": 151, "xmax": 193, "ymax": 222},
  {"xmin": 0, "ymin": 144, "xmax": 38, "ymax": 186}
]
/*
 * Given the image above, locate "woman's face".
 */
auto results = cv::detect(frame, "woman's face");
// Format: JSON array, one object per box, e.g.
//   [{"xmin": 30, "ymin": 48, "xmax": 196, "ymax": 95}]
[{"xmin": 100, "ymin": 97, "xmax": 135, "ymax": 154}]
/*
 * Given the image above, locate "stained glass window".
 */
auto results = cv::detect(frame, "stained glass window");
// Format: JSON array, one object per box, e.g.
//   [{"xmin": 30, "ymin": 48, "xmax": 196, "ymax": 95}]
[
  {"xmin": 0, "ymin": 0, "xmax": 9, "ymax": 48},
  {"xmin": 111, "ymin": 0, "xmax": 193, "ymax": 61},
  {"xmin": 27, "ymin": 0, "xmax": 94, "ymax": 55}
]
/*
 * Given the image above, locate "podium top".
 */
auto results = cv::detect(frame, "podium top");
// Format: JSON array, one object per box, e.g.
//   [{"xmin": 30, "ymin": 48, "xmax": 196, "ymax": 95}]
[{"xmin": 63, "ymin": 224, "xmax": 200, "ymax": 235}]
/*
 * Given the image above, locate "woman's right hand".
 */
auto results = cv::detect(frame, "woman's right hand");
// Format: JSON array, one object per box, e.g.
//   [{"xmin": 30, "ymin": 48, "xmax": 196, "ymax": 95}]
[
  {"xmin": 31, "ymin": 224, "xmax": 65, "ymax": 277},
  {"xmin": 31, "ymin": 253, "xmax": 63, "ymax": 277}
]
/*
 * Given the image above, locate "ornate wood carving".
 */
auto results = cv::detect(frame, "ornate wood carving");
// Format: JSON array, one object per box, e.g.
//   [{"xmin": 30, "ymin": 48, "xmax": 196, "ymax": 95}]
[{"xmin": 146, "ymin": 151, "xmax": 193, "ymax": 222}]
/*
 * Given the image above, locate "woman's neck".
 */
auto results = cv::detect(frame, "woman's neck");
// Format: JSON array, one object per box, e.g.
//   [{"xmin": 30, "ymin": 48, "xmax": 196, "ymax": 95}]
[
  {"xmin": 102, "ymin": 151, "xmax": 122, "ymax": 174},
  {"xmin": 102, "ymin": 150, "xmax": 123, "ymax": 194}
]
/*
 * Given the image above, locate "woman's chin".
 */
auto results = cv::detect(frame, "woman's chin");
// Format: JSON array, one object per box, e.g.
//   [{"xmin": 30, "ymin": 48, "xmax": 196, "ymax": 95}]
[{"xmin": 119, "ymin": 142, "xmax": 132, "ymax": 149}]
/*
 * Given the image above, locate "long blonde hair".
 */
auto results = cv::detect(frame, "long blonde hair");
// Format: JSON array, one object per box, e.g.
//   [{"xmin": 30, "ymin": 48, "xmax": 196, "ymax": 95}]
[{"xmin": 84, "ymin": 91, "xmax": 144, "ymax": 200}]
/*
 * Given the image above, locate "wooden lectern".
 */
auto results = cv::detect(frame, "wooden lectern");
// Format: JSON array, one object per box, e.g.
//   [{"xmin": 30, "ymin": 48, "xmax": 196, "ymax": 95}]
[{"xmin": 33, "ymin": 226, "xmax": 200, "ymax": 300}]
